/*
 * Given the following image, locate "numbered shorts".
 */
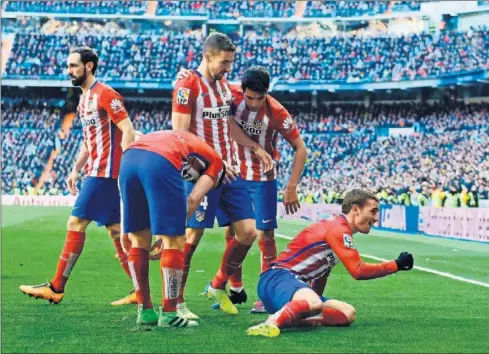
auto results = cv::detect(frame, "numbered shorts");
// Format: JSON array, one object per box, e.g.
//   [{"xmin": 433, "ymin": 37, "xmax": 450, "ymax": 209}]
[
  {"xmin": 119, "ymin": 148, "xmax": 186, "ymax": 236},
  {"xmin": 257, "ymin": 268, "xmax": 328, "ymax": 314},
  {"xmin": 185, "ymin": 175, "xmax": 255, "ymax": 228},
  {"xmin": 245, "ymin": 179, "xmax": 277, "ymax": 230},
  {"xmin": 71, "ymin": 177, "xmax": 120, "ymax": 227}
]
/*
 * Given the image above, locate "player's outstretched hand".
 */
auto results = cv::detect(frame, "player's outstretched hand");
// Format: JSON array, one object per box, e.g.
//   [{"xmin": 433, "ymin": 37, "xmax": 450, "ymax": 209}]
[
  {"xmin": 254, "ymin": 147, "xmax": 274, "ymax": 174},
  {"xmin": 176, "ymin": 68, "xmax": 191, "ymax": 81},
  {"xmin": 283, "ymin": 185, "xmax": 301, "ymax": 215},
  {"xmin": 66, "ymin": 170, "xmax": 79, "ymax": 196},
  {"xmin": 395, "ymin": 252, "xmax": 414, "ymax": 271},
  {"xmin": 222, "ymin": 161, "xmax": 238, "ymax": 184}
]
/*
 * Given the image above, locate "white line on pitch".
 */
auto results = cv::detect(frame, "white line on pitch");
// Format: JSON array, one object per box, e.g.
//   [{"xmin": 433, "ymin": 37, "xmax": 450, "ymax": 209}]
[{"xmin": 275, "ymin": 233, "xmax": 489, "ymax": 288}]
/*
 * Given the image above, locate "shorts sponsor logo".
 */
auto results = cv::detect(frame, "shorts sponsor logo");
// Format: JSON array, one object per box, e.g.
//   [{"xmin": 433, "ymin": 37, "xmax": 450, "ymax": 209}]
[
  {"xmin": 196, "ymin": 211, "xmax": 205, "ymax": 222},
  {"xmin": 177, "ymin": 88, "xmax": 190, "ymax": 105},
  {"xmin": 262, "ymin": 218, "xmax": 273, "ymax": 223}
]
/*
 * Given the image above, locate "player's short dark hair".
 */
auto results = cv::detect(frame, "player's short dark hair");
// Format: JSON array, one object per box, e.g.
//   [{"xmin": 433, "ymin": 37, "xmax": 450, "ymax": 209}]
[
  {"xmin": 241, "ymin": 66, "xmax": 270, "ymax": 94},
  {"xmin": 341, "ymin": 189, "xmax": 379, "ymax": 214},
  {"xmin": 203, "ymin": 32, "xmax": 236, "ymax": 56},
  {"xmin": 70, "ymin": 46, "xmax": 99, "ymax": 75}
]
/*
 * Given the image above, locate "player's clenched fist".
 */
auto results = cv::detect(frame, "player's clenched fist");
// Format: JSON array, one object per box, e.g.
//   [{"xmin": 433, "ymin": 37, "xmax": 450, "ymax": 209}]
[
  {"xmin": 66, "ymin": 169, "xmax": 79, "ymax": 195},
  {"xmin": 395, "ymin": 252, "xmax": 414, "ymax": 271}
]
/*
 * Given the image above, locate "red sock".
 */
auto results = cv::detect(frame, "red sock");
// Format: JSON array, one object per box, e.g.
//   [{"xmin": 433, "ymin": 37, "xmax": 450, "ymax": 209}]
[
  {"xmin": 271, "ymin": 300, "xmax": 311, "ymax": 329},
  {"xmin": 113, "ymin": 238, "xmax": 131, "ymax": 280},
  {"xmin": 50, "ymin": 231, "xmax": 86, "ymax": 292},
  {"xmin": 128, "ymin": 248, "xmax": 152, "ymax": 309},
  {"xmin": 160, "ymin": 249, "xmax": 184, "ymax": 313},
  {"xmin": 211, "ymin": 238, "xmax": 251, "ymax": 290},
  {"xmin": 227, "ymin": 231, "xmax": 242, "ymax": 289},
  {"xmin": 258, "ymin": 237, "xmax": 277, "ymax": 272},
  {"xmin": 299, "ymin": 307, "xmax": 350, "ymax": 327},
  {"xmin": 178, "ymin": 242, "xmax": 197, "ymax": 303}
]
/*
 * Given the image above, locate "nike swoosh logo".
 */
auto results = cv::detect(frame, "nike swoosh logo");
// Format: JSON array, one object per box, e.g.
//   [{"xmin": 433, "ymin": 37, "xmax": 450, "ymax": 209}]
[{"xmin": 262, "ymin": 219, "xmax": 273, "ymax": 223}]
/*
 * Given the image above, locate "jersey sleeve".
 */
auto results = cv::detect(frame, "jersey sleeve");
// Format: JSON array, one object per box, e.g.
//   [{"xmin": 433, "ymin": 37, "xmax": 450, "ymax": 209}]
[
  {"xmin": 99, "ymin": 87, "xmax": 129, "ymax": 124},
  {"xmin": 192, "ymin": 139, "xmax": 224, "ymax": 183},
  {"xmin": 274, "ymin": 105, "xmax": 300, "ymax": 143},
  {"xmin": 325, "ymin": 226, "xmax": 398, "ymax": 280},
  {"xmin": 172, "ymin": 75, "xmax": 198, "ymax": 115}
]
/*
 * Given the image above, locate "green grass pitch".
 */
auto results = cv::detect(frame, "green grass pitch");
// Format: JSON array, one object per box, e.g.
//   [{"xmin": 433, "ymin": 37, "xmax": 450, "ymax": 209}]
[{"xmin": 2, "ymin": 206, "xmax": 489, "ymax": 353}]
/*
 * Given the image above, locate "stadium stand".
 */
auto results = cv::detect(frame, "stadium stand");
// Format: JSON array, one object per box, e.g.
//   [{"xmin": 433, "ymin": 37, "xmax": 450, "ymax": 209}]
[
  {"xmin": 4, "ymin": 25, "xmax": 489, "ymax": 83},
  {"xmin": 2, "ymin": 99, "xmax": 487, "ymax": 206},
  {"xmin": 4, "ymin": 0, "xmax": 148, "ymax": 15}
]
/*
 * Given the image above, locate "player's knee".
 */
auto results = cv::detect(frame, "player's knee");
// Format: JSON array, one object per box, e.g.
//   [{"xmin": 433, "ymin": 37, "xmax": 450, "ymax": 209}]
[
  {"xmin": 66, "ymin": 216, "xmax": 89, "ymax": 232},
  {"xmin": 235, "ymin": 226, "xmax": 256, "ymax": 245}
]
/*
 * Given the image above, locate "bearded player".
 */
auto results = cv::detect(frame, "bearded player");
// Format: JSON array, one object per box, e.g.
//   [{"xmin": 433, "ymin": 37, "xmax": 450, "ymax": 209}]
[
  {"xmin": 246, "ymin": 189, "xmax": 415, "ymax": 337},
  {"xmin": 19, "ymin": 46, "xmax": 136, "ymax": 304},
  {"xmin": 171, "ymin": 32, "xmax": 274, "ymax": 319}
]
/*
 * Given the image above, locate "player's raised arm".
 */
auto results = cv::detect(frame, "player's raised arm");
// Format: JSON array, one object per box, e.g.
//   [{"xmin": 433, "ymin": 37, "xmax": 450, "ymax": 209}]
[
  {"xmin": 66, "ymin": 143, "xmax": 89, "ymax": 195},
  {"xmin": 327, "ymin": 228, "xmax": 398, "ymax": 280},
  {"xmin": 172, "ymin": 76, "xmax": 196, "ymax": 131},
  {"xmin": 325, "ymin": 190, "xmax": 414, "ymax": 280}
]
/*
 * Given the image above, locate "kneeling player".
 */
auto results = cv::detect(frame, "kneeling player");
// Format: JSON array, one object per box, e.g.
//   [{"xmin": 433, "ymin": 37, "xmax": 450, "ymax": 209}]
[
  {"xmin": 246, "ymin": 189, "xmax": 414, "ymax": 337},
  {"xmin": 119, "ymin": 130, "xmax": 225, "ymax": 329}
]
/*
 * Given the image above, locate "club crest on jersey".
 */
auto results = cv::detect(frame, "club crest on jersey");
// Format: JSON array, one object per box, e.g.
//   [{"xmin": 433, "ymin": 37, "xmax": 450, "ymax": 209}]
[
  {"xmin": 283, "ymin": 116, "xmax": 295, "ymax": 131},
  {"xmin": 177, "ymin": 88, "xmax": 190, "ymax": 105},
  {"xmin": 202, "ymin": 105, "xmax": 230, "ymax": 120},
  {"xmin": 196, "ymin": 211, "xmax": 205, "ymax": 222},
  {"xmin": 343, "ymin": 234, "xmax": 355, "ymax": 249},
  {"xmin": 110, "ymin": 98, "xmax": 125, "ymax": 113}
]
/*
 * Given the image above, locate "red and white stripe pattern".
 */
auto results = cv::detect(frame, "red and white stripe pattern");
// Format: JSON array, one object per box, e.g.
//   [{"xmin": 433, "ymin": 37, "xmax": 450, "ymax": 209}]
[
  {"xmin": 78, "ymin": 82, "xmax": 122, "ymax": 179},
  {"xmin": 232, "ymin": 99, "xmax": 279, "ymax": 181},
  {"xmin": 188, "ymin": 73, "xmax": 236, "ymax": 165},
  {"xmin": 272, "ymin": 241, "xmax": 339, "ymax": 282}
]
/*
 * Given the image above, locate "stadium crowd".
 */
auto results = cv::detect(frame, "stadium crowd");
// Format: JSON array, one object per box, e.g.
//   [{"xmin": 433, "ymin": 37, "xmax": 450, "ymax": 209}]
[
  {"xmin": 4, "ymin": 25, "xmax": 489, "ymax": 83},
  {"xmin": 4, "ymin": 0, "xmax": 148, "ymax": 15},
  {"xmin": 2, "ymin": 100, "xmax": 487, "ymax": 207},
  {"xmin": 3, "ymin": 1, "xmax": 421, "ymax": 18}
]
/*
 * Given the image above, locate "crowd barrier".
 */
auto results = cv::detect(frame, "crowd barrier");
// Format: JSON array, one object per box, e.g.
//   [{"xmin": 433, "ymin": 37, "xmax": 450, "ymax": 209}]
[{"xmin": 3, "ymin": 196, "xmax": 489, "ymax": 242}]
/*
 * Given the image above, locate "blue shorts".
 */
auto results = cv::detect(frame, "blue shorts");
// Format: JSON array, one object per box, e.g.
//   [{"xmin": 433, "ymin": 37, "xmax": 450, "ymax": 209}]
[
  {"xmin": 71, "ymin": 177, "xmax": 120, "ymax": 227},
  {"xmin": 119, "ymin": 149, "xmax": 186, "ymax": 236},
  {"xmin": 185, "ymin": 175, "xmax": 254, "ymax": 228},
  {"xmin": 246, "ymin": 179, "xmax": 277, "ymax": 230},
  {"xmin": 257, "ymin": 268, "xmax": 328, "ymax": 314}
]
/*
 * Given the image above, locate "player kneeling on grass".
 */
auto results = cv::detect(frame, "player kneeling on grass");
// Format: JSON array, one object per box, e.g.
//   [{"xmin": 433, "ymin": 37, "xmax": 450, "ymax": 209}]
[
  {"xmin": 119, "ymin": 130, "xmax": 225, "ymax": 329},
  {"xmin": 246, "ymin": 189, "xmax": 414, "ymax": 337}
]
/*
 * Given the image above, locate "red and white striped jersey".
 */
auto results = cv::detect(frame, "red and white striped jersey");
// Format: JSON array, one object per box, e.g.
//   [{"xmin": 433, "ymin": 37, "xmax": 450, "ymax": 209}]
[
  {"xmin": 77, "ymin": 81, "xmax": 129, "ymax": 179},
  {"xmin": 272, "ymin": 215, "xmax": 398, "ymax": 282},
  {"xmin": 231, "ymin": 92, "xmax": 300, "ymax": 181},
  {"xmin": 172, "ymin": 70, "xmax": 236, "ymax": 165}
]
